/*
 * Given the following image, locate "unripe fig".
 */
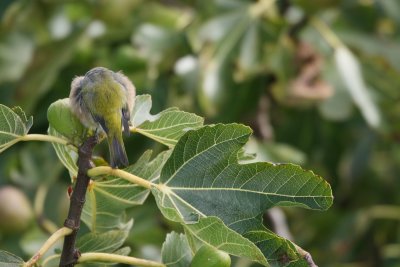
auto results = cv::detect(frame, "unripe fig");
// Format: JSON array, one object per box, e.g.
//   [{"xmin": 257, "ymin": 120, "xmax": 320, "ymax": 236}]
[
  {"xmin": 191, "ymin": 245, "xmax": 231, "ymax": 267},
  {"xmin": 0, "ymin": 186, "xmax": 33, "ymax": 234},
  {"xmin": 47, "ymin": 98, "xmax": 86, "ymax": 145}
]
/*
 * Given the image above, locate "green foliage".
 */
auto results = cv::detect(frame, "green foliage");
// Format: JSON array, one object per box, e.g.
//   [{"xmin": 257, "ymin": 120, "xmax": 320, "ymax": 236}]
[
  {"xmin": 47, "ymin": 98, "xmax": 86, "ymax": 146},
  {"xmin": 161, "ymin": 232, "xmax": 192, "ymax": 267},
  {"xmin": 0, "ymin": 99, "xmax": 333, "ymax": 266},
  {"xmin": 0, "ymin": 104, "xmax": 32, "ymax": 153},
  {"xmin": 82, "ymin": 150, "xmax": 170, "ymax": 232},
  {"xmin": 191, "ymin": 245, "xmax": 231, "ymax": 267},
  {"xmin": 77, "ymin": 220, "xmax": 132, "ymax": 253},
  {"xmin": 131, "ymin": 95, "xmax": 204, "ymax": 147},
  {"xmin": 0, "ymin": 250, "xmax": 24, "ymax": 266},
  {"xmin": 152, "ymin": 123, "xmax": 332, "ymax": 265},
  {"xmin": 48, "ymin": 126, "xmax": 78, "ymax": 178},
  {"xmin": 1, "ymin": 0, "xmax": 400, "ymax": 266}
]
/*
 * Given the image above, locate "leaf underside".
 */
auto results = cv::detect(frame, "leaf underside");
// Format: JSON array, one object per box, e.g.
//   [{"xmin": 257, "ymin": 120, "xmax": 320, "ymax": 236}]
[
  {"xmin": 161, "ymin": 232, "xmax": 193, "ymax": 267},
  {"xmin": 82, "ymin": 150, "xmax": 171, "ymax": 232},
  {"xmin": 0, "ymin": 104, "xmax": 32, "ymax": 153},
  {"xmin": 131, "ymin": 95, "xmax": 204, "ymax": 147}
]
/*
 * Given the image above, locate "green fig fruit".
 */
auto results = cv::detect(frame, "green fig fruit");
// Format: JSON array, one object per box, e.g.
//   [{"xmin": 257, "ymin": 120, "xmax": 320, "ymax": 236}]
[{"xmin": 191, "ymin": 245, "xmax": 231, "ymax": 267}]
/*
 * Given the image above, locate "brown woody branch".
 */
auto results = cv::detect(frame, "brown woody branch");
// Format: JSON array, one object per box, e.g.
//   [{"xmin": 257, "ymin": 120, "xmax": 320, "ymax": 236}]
[{"xmin": 59, "ymin": 136, "xmax": 97, "ymax": 267}]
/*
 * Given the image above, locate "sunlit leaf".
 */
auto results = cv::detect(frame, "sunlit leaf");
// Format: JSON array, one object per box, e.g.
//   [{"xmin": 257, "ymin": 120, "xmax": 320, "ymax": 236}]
[
  {"xmin": 334, "ymin": 47, "xmax": 381, "ymax": 128},
  {"xmin": 0, "ymin": 33, "xmax": 34, "ymax": 83},
  {"xmin": 339, "ymin": 32, "xmax": 400, "ymax": 72},
  {"xmin": 0, "ymin": 104, "xmax": 32, "ymax": 153},
  {"xmin": 198, "ymin": 10, "xmax": 247, "ymax": 44},
  {"xmin": 319, "ymin": 60, "xmax": 353, "ymax": 121},
  {"xmin": 76, "ymin": 224, "xmax": 132, "ymax": 266},
  {"xmin": 77, "ymin": 220, "xmax": 133, "ymax": 253},
  {"xmin": 244, "ymin": 137, "xmax": 306, "ymax": 165},
  {"xmin": 82, "ymin": 150, "xmax": 171, "ymax": 232},
  {"xmin": 12, "ymin": 106, "xmax": 33, "ymax": 131},
  {"xmin": 131, "ymin": 95, "xmax": 204, "ymax": 147},
  {"xmin": 238, "ymin": 21, "xmax": 260, "ymax": 74},
  {"xmin": 161, "ymin": 232, "xmax": 192, "ymax": 267},
  {"xmin": 48, "ymin": 126, "xmax": 78, "ymax": 178},
  {"xmin": 0, "ymin": 250, "xmax": 24, "ymax": 266},
  {"xmin": 152, "ymin": 124, "xmax": 333, "ymax": 265},
  {"xmin": 132, "ymin": 23, "xmax": 181, "ymax": 65}
]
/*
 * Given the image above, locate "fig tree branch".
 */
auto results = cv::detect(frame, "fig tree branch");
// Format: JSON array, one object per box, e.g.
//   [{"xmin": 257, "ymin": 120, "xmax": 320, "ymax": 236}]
[{"xmin": 60, "ymin": 135, "xmax": 98, "ymax": 267}]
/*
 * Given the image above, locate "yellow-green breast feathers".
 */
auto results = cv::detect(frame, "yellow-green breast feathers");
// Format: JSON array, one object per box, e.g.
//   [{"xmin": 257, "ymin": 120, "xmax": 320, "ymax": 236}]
[{"xmin": 69, "ymin": 67, "xmax": 136, "ymax": 168}]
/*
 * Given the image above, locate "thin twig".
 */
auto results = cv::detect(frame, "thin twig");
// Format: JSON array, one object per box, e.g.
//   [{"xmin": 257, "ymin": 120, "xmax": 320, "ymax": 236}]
[
  {"xmin": 88, "ymin": 166, "xmax": 155, "ymax": 189},
  {"xmin": 78, "ymin": 253, "xmax": 166, "ymax": 267},
  {"xmin": 21, "ymin": 134, "xmax": 69, "ymax": 145},
  {"xmin": 24, "ymin": 227, "xmax": 72, "ymax": 267}
]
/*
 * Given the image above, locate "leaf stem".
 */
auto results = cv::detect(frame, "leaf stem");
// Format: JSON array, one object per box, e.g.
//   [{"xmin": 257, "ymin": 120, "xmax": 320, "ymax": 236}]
[
  {"xmin": 310, "ymin": 17, "xmax": 344, "ymax": 49},
  {"xmin": 87, "ymin": 166, "xmax": 155, "ymax": 189},
  {"xmin": 21, "ymin": 134, "xmax": 69, "ymax": 146},
  {"xmin": 24, "ymin": 227, "xmax": 73, "ymax": 267},
  {"xmin": 294, "ymin": 244, "xmax": 318, "ymax": 267},
  {"xmin": 78, "ymin": 253, "xmax": 166, "ymax": 267}
]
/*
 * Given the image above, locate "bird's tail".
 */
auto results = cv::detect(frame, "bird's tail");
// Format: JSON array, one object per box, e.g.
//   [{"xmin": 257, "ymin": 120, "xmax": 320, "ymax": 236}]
[{"xmin": 108, "ymin": 133, "xmax": 129, "ymax": 168}]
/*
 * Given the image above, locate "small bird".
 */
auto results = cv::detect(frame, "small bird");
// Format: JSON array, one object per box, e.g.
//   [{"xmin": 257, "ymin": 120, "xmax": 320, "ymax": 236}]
[{"xmin": 69, "ymin": 67, "xmax": 135, "ymax": 168}]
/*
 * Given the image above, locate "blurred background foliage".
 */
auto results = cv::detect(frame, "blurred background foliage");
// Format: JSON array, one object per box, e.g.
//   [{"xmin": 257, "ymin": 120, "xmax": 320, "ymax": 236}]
[{"xmin": 0, "ymin": 0, "xmax": 399, "ymax": 266}]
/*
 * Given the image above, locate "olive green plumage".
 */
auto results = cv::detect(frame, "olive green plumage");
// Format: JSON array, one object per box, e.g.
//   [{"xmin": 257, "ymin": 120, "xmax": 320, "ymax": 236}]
[{"xmin": 69, "ymin": 67, "xmax": 136, "ymax": 168}]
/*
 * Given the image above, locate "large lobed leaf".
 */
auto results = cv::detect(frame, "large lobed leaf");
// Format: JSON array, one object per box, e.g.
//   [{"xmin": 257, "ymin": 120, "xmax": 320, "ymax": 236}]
[
  {"xmin": 130, "ymin": 95, "xmax": 204, "ymax": 147},
  {"xmin": 0, "ymin": 104, "xmax": 33, "ymax": 153},
  {"xmin": 152, "ymin": 124, "xmax": 333, "ymax": 266},
  {"xmin": 82, "ymin": 150, "xmax": 171, "ymax": 232}
]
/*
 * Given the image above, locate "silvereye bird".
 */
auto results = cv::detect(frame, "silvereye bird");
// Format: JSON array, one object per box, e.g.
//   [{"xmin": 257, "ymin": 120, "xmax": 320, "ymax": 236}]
[{"xmin": 69, "ymin": 67, "xmax": 135, "ymax": 168}]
